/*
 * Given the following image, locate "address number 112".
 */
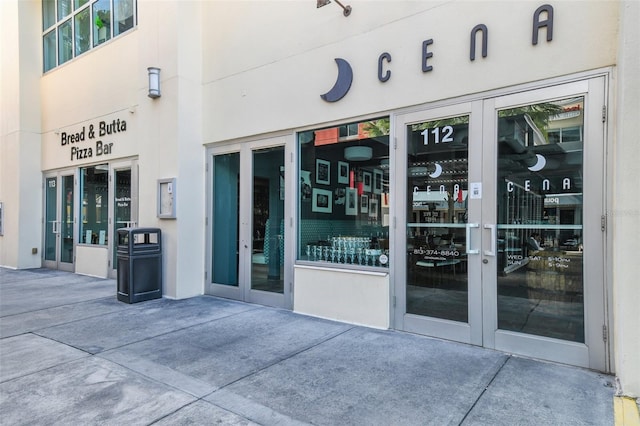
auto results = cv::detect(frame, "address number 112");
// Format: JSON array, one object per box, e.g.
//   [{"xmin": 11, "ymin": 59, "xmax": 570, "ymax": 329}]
[{"xmin": 421, "ymin": 126, "xmax": 454, "ymax": 145}]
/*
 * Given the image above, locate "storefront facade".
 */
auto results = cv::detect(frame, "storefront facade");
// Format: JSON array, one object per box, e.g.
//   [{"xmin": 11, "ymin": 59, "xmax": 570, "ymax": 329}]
[{"xmin": 1, "ymin": 0, "xmax": 638, "ymax": 397}]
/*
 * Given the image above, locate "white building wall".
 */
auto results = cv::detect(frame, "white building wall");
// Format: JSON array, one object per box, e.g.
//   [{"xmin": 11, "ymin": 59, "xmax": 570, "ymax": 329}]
[
  {"xmin": 201, "ymin": 1, "xmax": 618, "ymax": 144},
  {"xmin": 0, "ymin": 0, "xmax": 43, "ymax": 269},
  {"xmin": 612, "ymin": 0, "xmax": 640, "ymax": 398}
]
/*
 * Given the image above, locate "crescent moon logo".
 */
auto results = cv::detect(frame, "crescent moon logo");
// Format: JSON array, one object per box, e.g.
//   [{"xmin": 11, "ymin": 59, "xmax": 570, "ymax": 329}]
[
  {"xmin": 320, "ymin": 58, "xmax": 353, "ymax": 102},
  {"xmin": 528, "ymin": 154, "xmax": 547, "ymax": 172},
  {"xmin": 429, "ymin": 163, "xmax": 443, "ymax": 178}
]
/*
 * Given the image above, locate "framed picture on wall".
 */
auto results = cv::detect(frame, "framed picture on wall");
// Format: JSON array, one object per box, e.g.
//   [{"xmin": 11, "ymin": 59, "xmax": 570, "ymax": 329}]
[
  {"xmin": 360, "ymin": 194, "xmax": 369, "ymax": 213},
  {"xmin": 338, "ymin": 161, "xmax": 349, "ymax": 184},
  {"xmin": 316, "ymin": 159, "xmax": 330, "ymax": 185},
  {"xmin": 362, "ymin": 171, "xmax": 372, "ymax": 192},
  {"xmin": 369, "ymin": 197, "xmax": 379, "ymax": 219},
  {"xmin": 300, "ymin": 170, "xmax": 312, "ymax": 201},
  {"xmin": 312, "ymin": 188, "xmax": 332, "ymax": 213},
  {"xmin": 373, "ymin": 169, "xmax": 383, "ymax": 194},
  {"xmin": 345, "ymin": 188, "xmax": 357, "ymax": 216}
]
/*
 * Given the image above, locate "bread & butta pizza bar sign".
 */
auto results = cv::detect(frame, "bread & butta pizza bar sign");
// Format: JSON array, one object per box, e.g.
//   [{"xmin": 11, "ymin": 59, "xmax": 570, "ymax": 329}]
[{"xmin": 59, "ymin": 118, "xmax": 126, "ymax": 161}]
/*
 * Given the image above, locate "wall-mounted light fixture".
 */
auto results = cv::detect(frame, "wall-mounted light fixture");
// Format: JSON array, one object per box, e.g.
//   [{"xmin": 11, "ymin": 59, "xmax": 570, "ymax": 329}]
[
  {"xmin": 317, "ymin": 0, "xmax": 351, "ymax": 17},
  {"xmin": 147, "ymin": 67, "xmax": 161, "ymax": 98}
]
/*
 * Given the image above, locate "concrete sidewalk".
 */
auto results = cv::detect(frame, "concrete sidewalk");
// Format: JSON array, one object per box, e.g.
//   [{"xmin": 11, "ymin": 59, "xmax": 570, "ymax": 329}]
[{"xmin": 0, "ymin": 268, "xmax": 615, "ymax": 425}]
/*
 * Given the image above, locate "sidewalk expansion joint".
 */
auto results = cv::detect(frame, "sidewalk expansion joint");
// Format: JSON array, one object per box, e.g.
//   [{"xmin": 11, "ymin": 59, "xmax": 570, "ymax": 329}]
[
  {"xmin": 458, "ymin": 354, "xmax": 511, "ymax": 425},
  {"xmin": 205, "ymin": 325, "xmax": 357, "ymax": 398}
]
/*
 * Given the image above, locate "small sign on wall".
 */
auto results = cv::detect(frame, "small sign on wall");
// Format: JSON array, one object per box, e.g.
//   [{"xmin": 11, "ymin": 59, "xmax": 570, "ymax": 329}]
[{"xmin": 158, "ymin": 178, "xmax": 177, "ymax": 219}]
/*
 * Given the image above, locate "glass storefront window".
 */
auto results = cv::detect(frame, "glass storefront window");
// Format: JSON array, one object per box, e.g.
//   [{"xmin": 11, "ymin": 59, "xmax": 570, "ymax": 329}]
[
  {"xmin": 496, "ymin": 97, "xmax": 585, "ymax": 343},
  {"xmin": 297, "ymin": 117, "xmax": 390, "ymax": 268},
  {"xmin": 80, "ymin": 165, "xmax": 109, "ymax": 245}
]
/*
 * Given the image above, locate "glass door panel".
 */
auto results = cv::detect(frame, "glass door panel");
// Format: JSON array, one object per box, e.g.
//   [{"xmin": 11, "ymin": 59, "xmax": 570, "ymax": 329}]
[
  {"xmin": 407, "ymin": 115, "xmax": 470, "ymax": 323},
  {"xmin": 108, "ymin": 160, "xmax": 138, "ymax": 277},
  {"xmin": 485, "ymin": 78, "xmax": 607, "ymax": 370},
  {"xmin": 60, "ymin": 174, "xmax": 75, "ymax": 265},
  {"xmin": 43, "ymin": 172, "xmax": 75, "ymax": 271},
  {"xmin": 110, "ymin": 165, "xmax": 137, "ymax": 274},
  {"xmin": 495, "ymin": 97, "xmax": 585, "ymax": 342},
  {"xmin": 80, "ymin": 165, "xmax": 109, "ymax": 245},
  {"xmin": 396, "ymin": 102, "xmax": 482, "ymax": 345},
  {"xmin": 44, "ymin": 177, "xmax": 58, "ymax": 263},
  {"xmin": 251, "ymin": 146, "xmax": 285, "ymax": 294},
  {"xmin": 212, "ymin": 152, "xmax": 240, "ymax": 286}
]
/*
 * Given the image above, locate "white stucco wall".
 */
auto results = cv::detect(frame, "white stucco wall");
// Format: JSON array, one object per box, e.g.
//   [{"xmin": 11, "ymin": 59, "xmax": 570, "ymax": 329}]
[
  {"xmin": 612, "ymin": 0, "xmax": 640, "ymax": 398},
  {"xmin": 294, "ymin": 265, "xmax": 390, "ymax": 329},
  {"xmin": 0, "ymin": 0, "xmax": 43, "ymax": 269},
  {"xmin": 201, "ymin": 1, "xmax": 619, "ymax": 144}
]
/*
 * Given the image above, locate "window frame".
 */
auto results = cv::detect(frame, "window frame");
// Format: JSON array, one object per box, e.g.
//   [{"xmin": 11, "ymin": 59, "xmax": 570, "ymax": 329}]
[{"xmin": 42, "ymin": 0, "xmax": 137, "ymax": 73}]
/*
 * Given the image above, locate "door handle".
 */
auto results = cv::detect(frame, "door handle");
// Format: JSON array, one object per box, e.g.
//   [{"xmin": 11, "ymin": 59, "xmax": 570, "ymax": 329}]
[
  {"xmin": 51, "ymin": 221, "xmax": 59, "ymax": 234},
  {"xmin": 483, "ymin": 223, "xmax": 496, "ymax": 256},
  {"xmin": 466, "ymin": 223, "xmax": 479, "ymax": 254}
]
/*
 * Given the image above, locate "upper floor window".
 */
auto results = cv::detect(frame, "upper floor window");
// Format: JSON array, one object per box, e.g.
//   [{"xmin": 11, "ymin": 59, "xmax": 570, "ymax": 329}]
[{"xmin": 43, "ymin": 0, "xmax": 136, "ymax": 72}]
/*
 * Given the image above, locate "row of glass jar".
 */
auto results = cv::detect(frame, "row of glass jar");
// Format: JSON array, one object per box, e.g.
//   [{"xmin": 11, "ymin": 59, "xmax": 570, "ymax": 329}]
[
  {"xmin": 305, "ymin": 244, "xmax": 389, "ymax": 267},
  {"xmin": 329, "ymin": 236, "xmax": 372, "ymax": 251}
]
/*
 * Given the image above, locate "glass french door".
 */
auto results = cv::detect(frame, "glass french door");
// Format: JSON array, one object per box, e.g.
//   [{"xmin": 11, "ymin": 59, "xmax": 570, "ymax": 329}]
[
  {"xmin": 43, "ymin": 171, "xmax": 76, "ymax": 271},
  {"xmin": 395, "ymin": 77, "xmax": 608, "ymax": 370},
  {"xmin": 207, "ymin": 137, "xmax": 290, "ymax": 309}
]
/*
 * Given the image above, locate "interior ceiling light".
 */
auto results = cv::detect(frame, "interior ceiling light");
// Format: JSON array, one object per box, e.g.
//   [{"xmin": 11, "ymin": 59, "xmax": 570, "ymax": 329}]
[
  {"xmin": 344, "ymin": 146, "xmax": 372, "ymax": 161},
  {"xmin": 317, "ymin": 0, "xmax": 352, "ymax": 17}
]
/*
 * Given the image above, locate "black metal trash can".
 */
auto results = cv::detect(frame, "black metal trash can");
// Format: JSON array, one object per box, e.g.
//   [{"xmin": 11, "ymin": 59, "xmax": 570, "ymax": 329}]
[{"xmin": 117, "ymin": 228, "xmax": 162, "ymax": 303}]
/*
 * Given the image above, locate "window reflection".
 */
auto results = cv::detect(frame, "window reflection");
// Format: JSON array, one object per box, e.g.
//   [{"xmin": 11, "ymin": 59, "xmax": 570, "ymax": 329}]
[
  {"xmin": 212, "ymin": 153, "xmax": 240, "ymax": 286},
  {"xmin": 93, "ymin": 0, "xmax": 112, "ymax": 46},
  {"xmin": 297, "ymin": 118, "xmax": 390, "ymax": 268},
  {"xmin": 251, "ymin": 147, "xmax": 285, "ymax": 293},
  {"xmin": 406, "ymin": 115, "xmax": 469, "ymax": 322},
  {"xmin": 80, "ymin": 165, "xmax": 109, "ymax": 245},
  {"xmin": 496, "ymin": 97, "xmax": 585, "ymax": 343}
]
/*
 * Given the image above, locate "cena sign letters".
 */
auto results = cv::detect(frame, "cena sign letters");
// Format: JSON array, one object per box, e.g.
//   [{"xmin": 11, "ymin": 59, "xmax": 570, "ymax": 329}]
[{"xmin": 376, "ymin": 3, "xmax": 554, "ymax": 82}]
